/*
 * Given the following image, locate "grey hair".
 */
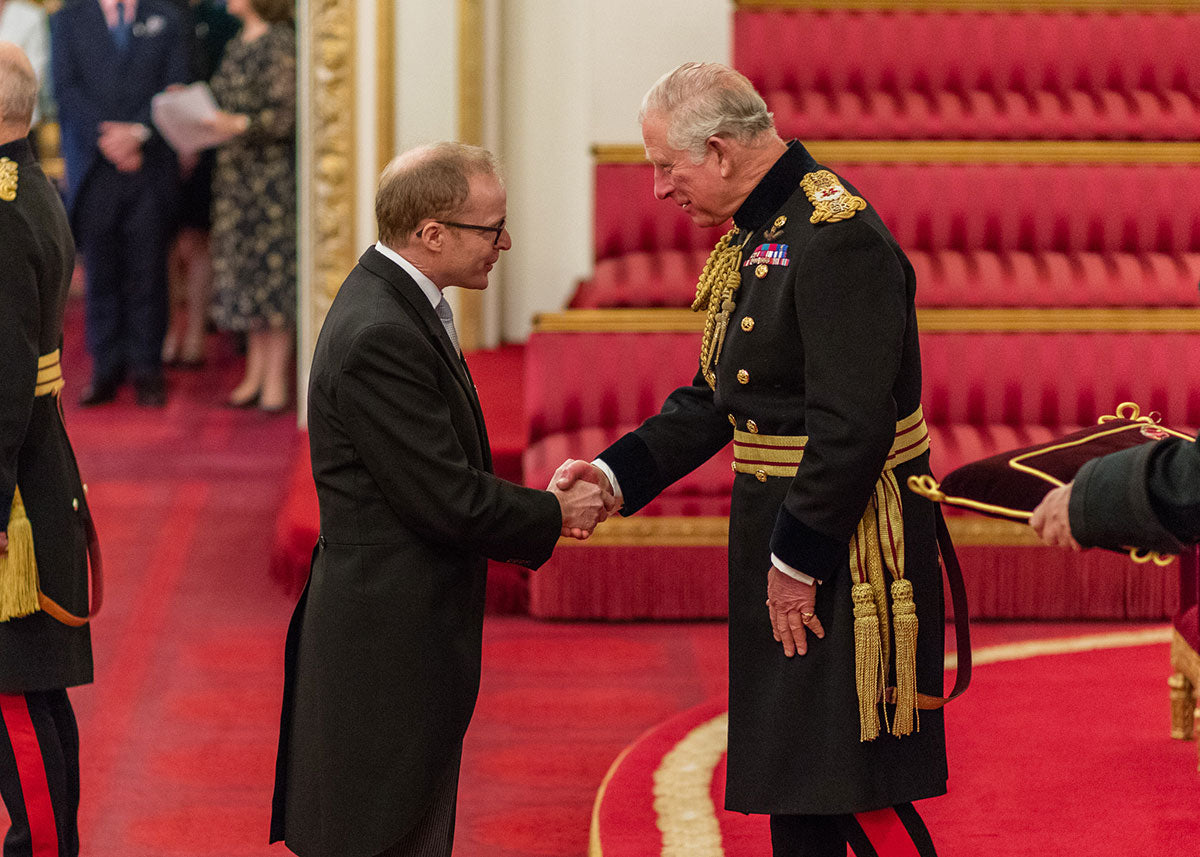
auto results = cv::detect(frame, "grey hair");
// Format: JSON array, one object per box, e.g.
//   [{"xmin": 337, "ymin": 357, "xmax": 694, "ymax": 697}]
[
  {"xmin": 639, "ymin": 62, "xmax": 774, "ymax": 162},
  {"xmin": 376, "ymin": 142, "xmax": 501, "ymax": 246},
  {"xmin": 0, "ymin": 42, "xmax": 37, "ymax": 129}
]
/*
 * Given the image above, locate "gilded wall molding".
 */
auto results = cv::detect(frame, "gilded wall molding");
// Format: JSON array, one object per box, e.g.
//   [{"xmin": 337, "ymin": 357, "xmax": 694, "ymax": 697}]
[
  {"xmin": 307, "ymin": 0, "xmax": 357, "ymax": 322},
  {"xmin": 456, "ymin": 0, "xmax": 486, "ymax": 350},
  {"xmin": 376, "ymin": 0, "xmax": 395, "ymax": 175},
  {"xmin": 534, "ymin": 307, "xmax": 1200, "ymax": 335},
  {"xmin": 593, "ymin": 140, "xmax": 1200, "ymax": 166}
]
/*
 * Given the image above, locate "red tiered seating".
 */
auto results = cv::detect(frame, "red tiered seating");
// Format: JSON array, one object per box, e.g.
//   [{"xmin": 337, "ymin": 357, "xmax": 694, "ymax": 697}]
[
  {"xmin": 526, "ymin": 1, "xmax": 1200, "ymax": 620},
  {"xmin": 735, "ymin": 8, "xmax": 1200, "ymax": 141}
]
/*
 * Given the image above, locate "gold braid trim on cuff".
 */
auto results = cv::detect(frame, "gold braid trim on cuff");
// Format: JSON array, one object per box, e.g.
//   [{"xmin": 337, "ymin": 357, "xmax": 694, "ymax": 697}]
[{"xmin": 35, "ymin": 350, "xmax": 65, "ymax": 398}]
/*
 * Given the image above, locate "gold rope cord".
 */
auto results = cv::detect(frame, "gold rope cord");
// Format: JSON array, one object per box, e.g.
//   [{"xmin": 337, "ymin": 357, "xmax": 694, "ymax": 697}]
[{"xmin": 693, "ymin": 229, "xmax": 751, "ymax": 390}]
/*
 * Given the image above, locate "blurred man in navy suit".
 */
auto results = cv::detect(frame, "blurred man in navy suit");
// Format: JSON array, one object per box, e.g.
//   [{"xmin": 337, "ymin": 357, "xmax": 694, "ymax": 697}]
[{"xmin": 51, "ymin": 0, "xmax": 188, "ymax": 407}]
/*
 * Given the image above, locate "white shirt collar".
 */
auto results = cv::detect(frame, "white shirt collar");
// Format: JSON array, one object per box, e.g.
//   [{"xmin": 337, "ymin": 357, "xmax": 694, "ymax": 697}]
[{"xmin": 374, "ymin": 241, "xmax": 443, "ymax": 311}]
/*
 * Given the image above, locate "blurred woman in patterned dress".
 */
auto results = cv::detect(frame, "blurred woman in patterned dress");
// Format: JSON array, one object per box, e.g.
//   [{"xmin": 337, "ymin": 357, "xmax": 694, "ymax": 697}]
[{"xmin": 204, "ymin": 0, "xmax": 295, "ymax": 412}]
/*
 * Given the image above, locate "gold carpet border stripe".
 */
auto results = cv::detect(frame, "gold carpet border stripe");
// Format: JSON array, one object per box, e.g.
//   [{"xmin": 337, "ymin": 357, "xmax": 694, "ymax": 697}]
[
  {"xmin": 533, "ymin": 308, "xmax": 1200, "ymax": 335},
  {"xmin": 593, "ymin": 141, "xmax": 1200, "ymax": 166},
  {"xmin": 557, "ymin": 514, "xmax": 1043, "ymax": 547},
  {"xmin": 610, "ymin": 627, "xmax": 1172, "ymax": 857},
  {"xmin": 652, "ymin": 712, "xmax": 729, "ymax": 857},
  {"xmin": 588, "ymin": 742, "xmax": 635, "ymax": 857}
]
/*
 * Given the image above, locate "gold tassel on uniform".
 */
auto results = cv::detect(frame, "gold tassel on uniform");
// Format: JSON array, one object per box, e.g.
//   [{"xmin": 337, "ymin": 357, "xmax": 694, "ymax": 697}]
[
  {"xmin": 852, "ymin": 580, "xmax": 883, "ymax": 742},
  {"xmin": 0, "ymin": 488, "xmax": 41, "ymax": 621},
  {"xmin": 890, "ymin": 578, "xmax": 919, "ymax": 736}
]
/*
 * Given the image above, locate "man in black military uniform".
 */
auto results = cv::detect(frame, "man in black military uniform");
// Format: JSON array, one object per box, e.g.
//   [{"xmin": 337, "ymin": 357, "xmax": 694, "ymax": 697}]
[
  {"xmin": 0, "ymin": 41, "xmax": 97, "ymax": 857},
  {"xmin": 1031, "ymin": 437, "xmax": 1200, "ymax": 553},
  {"xmin": 559, "ymin": 63, "xmax": 962, "ymax": 856}
]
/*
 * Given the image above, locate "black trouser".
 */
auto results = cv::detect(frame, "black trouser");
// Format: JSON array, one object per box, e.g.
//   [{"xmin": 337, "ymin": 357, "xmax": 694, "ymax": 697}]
[
  {"xmin": 771, "ymin": 803, "xmax": 937, "ymax": 857},
  {"xmin": 0, "ymin": 690, "xmax": 80, "ymax": 857}
]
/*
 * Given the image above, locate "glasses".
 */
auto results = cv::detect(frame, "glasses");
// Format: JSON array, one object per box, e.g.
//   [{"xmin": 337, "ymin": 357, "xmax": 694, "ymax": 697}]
[{"xmin": 419, "ymin": 219, "xmax": 507, "ymax": 247}]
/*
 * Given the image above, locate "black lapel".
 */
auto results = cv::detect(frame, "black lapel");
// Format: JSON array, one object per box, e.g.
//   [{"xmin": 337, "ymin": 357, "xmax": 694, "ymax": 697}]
[{"xmin": 358, "ymin": 248, "xmax": 491, "ymax": 457}]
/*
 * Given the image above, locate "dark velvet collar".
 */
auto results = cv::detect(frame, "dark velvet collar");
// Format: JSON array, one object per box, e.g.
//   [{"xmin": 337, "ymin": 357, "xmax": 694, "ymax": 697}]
[
  {"xmin": 732, "ymin": 139, "xmax": 819, "ymax": 234},
  {"xmin": 0, "ymin": 136, "xmax": 33, "ymax": 165}
]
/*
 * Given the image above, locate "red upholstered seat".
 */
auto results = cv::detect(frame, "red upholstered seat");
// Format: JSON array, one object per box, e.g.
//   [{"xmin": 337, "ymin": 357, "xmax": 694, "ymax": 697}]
[{"xmin": 735, "ymin": 9, "xmax": 1200, "ymax": 141}]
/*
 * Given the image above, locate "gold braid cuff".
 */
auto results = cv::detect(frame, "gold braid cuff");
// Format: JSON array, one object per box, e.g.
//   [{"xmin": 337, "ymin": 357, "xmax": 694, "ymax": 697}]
[
  {"xmin": 736, "ymin": 407, "xmax": 931, "ymax": 741},
  {"xmin": 35, "ymin": 350, "xmax": 65, "ymax": 398}
]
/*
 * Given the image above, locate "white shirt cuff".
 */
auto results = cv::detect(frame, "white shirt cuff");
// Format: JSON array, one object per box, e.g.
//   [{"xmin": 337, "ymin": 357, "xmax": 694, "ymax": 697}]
[
  {"xmin": 591, "ymin": 458, "xmax": 623, "ymax": 506},
  {"xmin": 772, "ymin": 553, "xmax": 816, "ymax": 586}
]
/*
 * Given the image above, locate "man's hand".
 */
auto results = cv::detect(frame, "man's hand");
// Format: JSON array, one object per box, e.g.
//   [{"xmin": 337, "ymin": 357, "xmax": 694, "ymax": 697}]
[
  {"xmin": 766, "ymin": 566, "xmax": 824, "ymax": 657},
  {"xmin": 549, "ymin": 475, "xmax": 608, "ymax": 540},
  {"xmin": 1030, "ymin": 482, "xmax": 1082, "ymax": 550},
  {"xmin": 552, "ymin": 459, "xmax": 621, "ymax": 515},
  {"xmin": 98, "ymin": 121, "xmax": 145, "ymax": 172}
]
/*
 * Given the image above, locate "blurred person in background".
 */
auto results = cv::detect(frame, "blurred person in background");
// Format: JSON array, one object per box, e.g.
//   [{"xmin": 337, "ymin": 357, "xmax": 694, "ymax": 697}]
[
  {"xmin": 51, "ymin": 0, "xmax": 188, "ymax": 408},
  {"xmin": 205, "ymin": 0, "xmax": 295, "ymax": 413},
  {"xmin": 0, "ymin": 0, "xmax": 48, "ymax": 129},
  {"xmin": 161, "ymin": 0, "xmax": 239, "ymax": 369}
]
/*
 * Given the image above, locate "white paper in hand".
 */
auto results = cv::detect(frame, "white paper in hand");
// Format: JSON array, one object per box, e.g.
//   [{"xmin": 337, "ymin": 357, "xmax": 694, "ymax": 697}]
[{"xmin": 151, "ymin": 83, "xmax": 232, "ymax": 156}]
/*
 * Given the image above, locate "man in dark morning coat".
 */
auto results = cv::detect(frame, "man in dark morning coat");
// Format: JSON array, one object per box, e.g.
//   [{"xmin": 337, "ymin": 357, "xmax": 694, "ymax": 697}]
[
  {"xmin": 0, "ymin": 42, "xmax": 97, "ymax": 857},
  {"xmin": 558, "ymin": 63, "xmax": 950, "ymax": 856},
  {"xmin": 270, "ymin": 143, "xmax": 610, "ymax": 857},
  {"xmin": 1031, "ymin": 437, "xmax": 1200, "ymax": 553},
  {"xmin": 51, "ymin": 0, "xmax": 188, "ymax": 407}
]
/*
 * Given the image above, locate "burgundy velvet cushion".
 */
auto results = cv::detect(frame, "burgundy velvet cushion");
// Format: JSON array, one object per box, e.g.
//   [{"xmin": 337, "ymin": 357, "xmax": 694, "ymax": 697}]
[{"xmin": 923, "ymin": 417, "xmax": 1190, "ymax": 521}]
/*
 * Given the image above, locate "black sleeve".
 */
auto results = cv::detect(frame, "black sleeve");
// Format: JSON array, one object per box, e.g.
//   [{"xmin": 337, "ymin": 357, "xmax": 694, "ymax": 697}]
[
  {"xmin": 771, "ymin": 218, "xmax": 907, "ymax": 581},
  {"xmin": 337, "ymin": 321, "xmax": 562, "ymax": 568},
  {"xmin": 0, "ymin": 209, "xmax": 40, "ymax": 527}
]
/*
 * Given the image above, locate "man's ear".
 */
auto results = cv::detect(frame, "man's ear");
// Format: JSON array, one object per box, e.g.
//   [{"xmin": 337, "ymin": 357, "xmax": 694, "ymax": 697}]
[
  {"xmin": 709, "ymin": 136, "xmax": 735, "ymax": 178},
  {"xmin": 415, "ymin": 221, "xmax": 445, "ymax": 252}
]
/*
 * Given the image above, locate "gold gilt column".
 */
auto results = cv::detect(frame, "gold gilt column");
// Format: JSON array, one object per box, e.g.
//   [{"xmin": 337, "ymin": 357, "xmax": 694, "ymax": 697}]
[
  {"xmin": 456, "ymin": 0, "xmax": 486, "ymax": 350},
  {"xmin": 300, "ymin": 0, "xmax": 356, "ymax": 387}
]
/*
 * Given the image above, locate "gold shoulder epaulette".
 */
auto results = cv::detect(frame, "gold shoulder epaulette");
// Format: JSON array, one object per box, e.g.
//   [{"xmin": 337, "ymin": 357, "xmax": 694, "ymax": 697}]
[
  {"xmin": 800, "ymin": 169, "xmax": 864, "ymax": 224},
  {"xmin": 0, "ymin": 157, "xmax": 16, "ymax": 202}
]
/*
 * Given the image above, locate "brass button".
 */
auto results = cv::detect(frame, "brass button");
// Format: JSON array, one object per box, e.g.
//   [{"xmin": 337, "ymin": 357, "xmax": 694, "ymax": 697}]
[
  {"xmin": 755, "ymin": 264, "xmax": 769, "ymax": 279},
  {"xmin": 741, "ymin": 317, "xmax": 755, "ymax": 332},
  {"xmin": 746, "ymin": 419, "xmax": 759, "ymax": 434},
  {"xmin": 737, "ymin": 369, "xmax": 750, "ymax": 385},
  {"xmin": 72, "ymin": 498, "xmax": 79, "ymax": 511},
  {"xmin": 728, "ymin": 414, "xmax": 736, "ymax": 426},
  {"xmin": 755, "ymin": 469, "xmax": 768, "ymax": 482},
  {"xmin": 730, "ymin": 461, "xmax": 738, "ymax": 472}
]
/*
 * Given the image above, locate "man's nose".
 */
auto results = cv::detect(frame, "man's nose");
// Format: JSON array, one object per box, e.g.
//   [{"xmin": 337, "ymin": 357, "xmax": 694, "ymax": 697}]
[
  {"xmin": 652, "ymin": 167, "xmax": 673, "ymax": 201},
  {"xmin": 497, "ymin": 226, "xmax": 512, "ymax": 251}
]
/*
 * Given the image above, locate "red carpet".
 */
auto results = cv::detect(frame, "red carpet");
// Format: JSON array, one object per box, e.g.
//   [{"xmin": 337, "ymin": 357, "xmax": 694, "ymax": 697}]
[{"xmin": 592, "ymin": 627, "xmax": 1200, "ymax": 857}]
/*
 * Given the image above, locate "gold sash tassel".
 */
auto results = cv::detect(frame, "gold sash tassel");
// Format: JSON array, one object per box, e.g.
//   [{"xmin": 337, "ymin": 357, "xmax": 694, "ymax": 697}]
[
  {"xmin": 1, "ymin": 489, "xmax": 41, "ymax": 621},
  {"xmin": 851, "ymin": 579, "xmax": 884, "ymax": 742}
]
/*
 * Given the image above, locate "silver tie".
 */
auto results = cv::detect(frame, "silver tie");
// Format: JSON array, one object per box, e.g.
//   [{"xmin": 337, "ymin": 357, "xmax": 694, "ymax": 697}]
[{"xmin": 434, "ymin": 296, "xmax": 462, "ymax": 355}]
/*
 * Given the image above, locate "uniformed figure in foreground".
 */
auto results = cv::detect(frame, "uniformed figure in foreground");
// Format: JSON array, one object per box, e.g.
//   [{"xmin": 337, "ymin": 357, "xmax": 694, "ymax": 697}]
[
  {"xmin": 1031, "ymin": 436, "xmax": 1200, "ymax": 553},
  {"xmin": 269, "ymin": 143, "xmax": 609, "ymax": 857},
  {"xmin": 560, "ymin": 63, "xmax": 954, "ymax": 856},
  {"xmin": 0, "ymin": 41, "xmax": 99, "ymax": 857}
]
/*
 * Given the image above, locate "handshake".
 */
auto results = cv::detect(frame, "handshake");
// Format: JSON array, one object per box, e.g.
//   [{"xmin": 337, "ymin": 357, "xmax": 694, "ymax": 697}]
[{"xmin": 547, "ymin": 459, "xmax": 622, "ymax": 540}]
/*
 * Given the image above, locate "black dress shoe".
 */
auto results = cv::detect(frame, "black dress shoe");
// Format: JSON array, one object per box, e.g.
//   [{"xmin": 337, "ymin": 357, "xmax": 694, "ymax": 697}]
[
  {"xmin": 135, "ymin": 376, "xmax": 167, "ymax": 408},
  {"xmin": 79, "ymin": 380, "xmax": 119, "ymax": 407}
]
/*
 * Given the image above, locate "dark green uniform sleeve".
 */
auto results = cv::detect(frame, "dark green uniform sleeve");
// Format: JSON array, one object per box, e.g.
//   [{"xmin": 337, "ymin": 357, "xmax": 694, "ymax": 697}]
[
  {"xmin": 0, "ymin": 203, "xmax": 40, "ymax": 527},
  {"xmin": 770, "ymin": 218, "xmax": 908, "ymax": 581},
  {"xmin": 1069, "ymin": 437, "xmax": 1200, "ymax": 554}
]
